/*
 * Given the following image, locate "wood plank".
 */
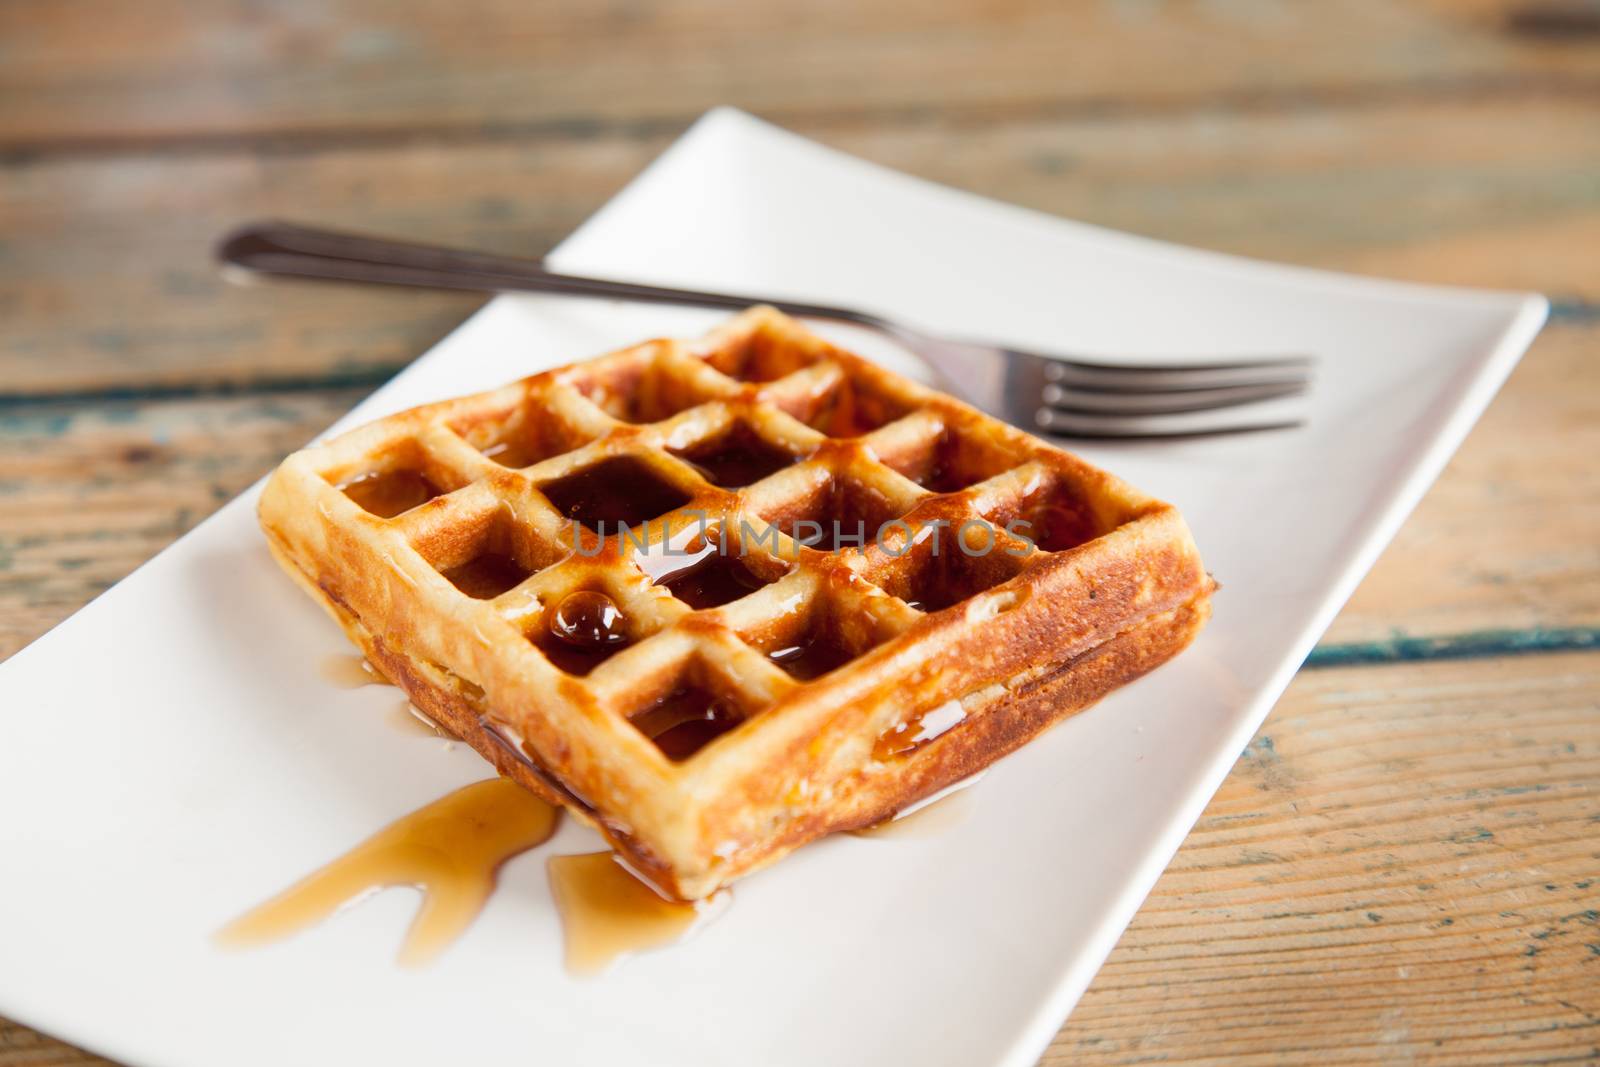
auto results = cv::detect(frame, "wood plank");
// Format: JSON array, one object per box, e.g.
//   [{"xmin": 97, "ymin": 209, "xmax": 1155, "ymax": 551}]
[
  {"xmin": 1053, "ymin": 650, "xmax": 1600, "ymax": 1065},
  {"xmin": 0, "ymin": 1018, "xmax": 107, "ymax": 1067},
  {"xmin": 3, "ymin": 97, "xmax": 1597, "ymax": 395},
  {"xmin": 1, "ymin": 0, "xmax": 1594, "ymax": 147},
  {"xmin": 0, "ymin": 390, "xmax": 361, "ymax": 659},
  {"xmin": 2, "ymin": 321, "xmax": 1596, "ymax": 661},
  {"xmin": 1323, "ymin": 320, "xmax": 1600, "ymax": 645},
  {"xmin": 0, "ymin": 137, "xmax": 654, "ymax": 395}
]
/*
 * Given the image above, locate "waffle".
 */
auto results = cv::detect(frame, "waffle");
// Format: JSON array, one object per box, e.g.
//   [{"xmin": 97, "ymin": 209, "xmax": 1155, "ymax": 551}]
[{"xmin": 259, "ymin": 307, "xmax": 1214, "ymax": 900}]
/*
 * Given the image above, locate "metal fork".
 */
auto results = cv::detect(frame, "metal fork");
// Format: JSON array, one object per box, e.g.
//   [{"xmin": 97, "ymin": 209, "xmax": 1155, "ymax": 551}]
[{"xmin": 217, "ymin": 221, "xmax": 1313, "ymax": 438}]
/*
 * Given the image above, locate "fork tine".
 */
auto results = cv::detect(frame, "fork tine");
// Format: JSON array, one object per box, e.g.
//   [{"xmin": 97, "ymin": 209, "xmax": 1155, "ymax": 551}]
[
  {"xmin": 1041, "ymin": 379, "xmax": 1308, "ymax": 416},
  {"xmin": 1035, "ymin": 395, "xmax": 1309, "ymax": 438},
  {"xmin": 1039, "ymin": 354, "xmax": 1313, "ymax": 393}
]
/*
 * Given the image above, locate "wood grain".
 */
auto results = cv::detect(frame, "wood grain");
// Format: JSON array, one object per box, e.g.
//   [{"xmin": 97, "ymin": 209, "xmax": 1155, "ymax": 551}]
[
  {"xmin": 1054, "ymin": 651, "xmax": 1600, "ymax": 1066},
  {"xmin": 4, "ymin": 96, "xmax": 1598, "ymax": 395},
  {"xmin": 0, "ymin": 390, "xmax": 361, "ymax": 659},
  {"xmin": 1324, "ymin": 321, "xmax": 1600, "ymax": 645},
  {"xmin": 2, "ymin": 1, "xmax": 1594, "ymax": 148},
  {"xmin": 0, "ymin": 1020, "xmax": 109, "ymax": 1067}
]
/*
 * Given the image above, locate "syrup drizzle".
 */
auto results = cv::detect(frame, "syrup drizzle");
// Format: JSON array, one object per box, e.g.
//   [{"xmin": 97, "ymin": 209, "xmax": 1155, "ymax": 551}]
[
  {"xmin": 534, "ymin": 589, "xmax": 633, "ymax": 675},
  {"xmin": 850, "ymin": 774, "xmax": 985, "ymax": 838},
  {"xmin": 872, "ymin": 698, "xmax": 968, "ymax": 761},
  {"xmin": 318, "ymin": 654, "xmax": 389, "ymax": 689},
  {"xmin": 297, "ymin": 661, "xmax": 738, "ymax": 972},
  {"xmin": 540, "ymin": 456, "xmax": 691, "ymax": 533},
  {"xmin": 659, "ymin": 550, "xmax": 772, "ymax": 610},
  {"xmin": 442, "ymin": 552, "xmax": 530, "ymax": 600},
  {"xmin": 767, "ymin": 632, "xmax": 854, "ymax": 680},
  {"xmin": 628, "ymin": 685, "xmax": 745, "ymax": 760},
  {"xmin": 549, "ymin": 590, "xmax": 629, "ymax": 647},
  {"xmin": 337, "ymin": 469, "xmax": 443, "ymax": 519},
  {"xmin": 672, "ymin": 423, "xmax": 801, "ymax": 488},
  {"xmin": 633, "ymin": 535, "xmax": 717, "ymax": 585},
  {"xmin": 217, "ymin": 778, "xmax": 560, "ymax": 967},
  {"xmin": 390, "ymin": 699, "xmax": 449, "ymax": 737},
  {"xmin": 548, "ymin": 852, "xmax": 727, "ymax": 976}
]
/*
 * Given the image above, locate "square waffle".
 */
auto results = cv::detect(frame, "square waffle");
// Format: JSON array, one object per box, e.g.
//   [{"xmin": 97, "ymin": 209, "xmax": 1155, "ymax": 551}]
[{"xmin": 259, "ymin": 308, "xmax": 1214, "ymax": 900}]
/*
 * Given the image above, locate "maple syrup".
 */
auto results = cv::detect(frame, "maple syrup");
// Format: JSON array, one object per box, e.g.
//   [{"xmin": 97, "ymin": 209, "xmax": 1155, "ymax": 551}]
[
  {"xmin": 532, "ymin": 633, "xmax": 626, "ymax": 677},
  {"xmin": 390, "ymin": 699, "xmax": 449, "ymax": 737},
  {"xmin": 850, "ymin": 774, "xmax": 984, "ymax": 838},
  {"xmin": 873, "ymin": 698, "xmax": 967, "ymax": 761},
  {"xmin": 767, "ymin": 632, "xmax": 855, "ymax": 680},
  {"xmin": 886, "ymin": 425, "xmax": 1020, "ymax": 496},
  {"xmin": 776, "ymin": 477, "xmax": 904, "ymax": 552},
  {"xmin": 900, "ymin": 544, "xmax": 1008, "ymax": 612},
  {"xmin": 913, "ymin": 432, "xmax": 990, "ymax": 494},
  {"xmin": 217, "ymin": 778, "xmax": 560, "ymax": 967},
  {"xmin": 480, "ymin": 438, "xmax": 540, "ymax": 469},
  {"xmin": 704, "ymin": 330, "xmax": 810, "ymax": 382},
  {"xmin": 1011, "ymin": 483, "xmax": 1100, "ymax": 552},
  {"xmin": 919, "ymin": 455, "xmax": 968, "ymax": 494},
  {"xmin": 901, "ymin": 578, "xmax": 966, "ymax": 613},
  {"xmin": 808, "ymin": 380, "xmax": 910, "ymax": 438},
  {"xmin": 456, "ymin": 406, "xmax": 594, "ymax": 470},
  {"xmin": 628, "ymin": 684, "xmax": 745, "ymax": 761},
  {"xmin": 1031, "ymin": 501, "xmax": 1097, "ymax": 551},
  {"xmin": 901, "ymin": 579, "xmax": 972, "ymax": 612},
  {"xmin": 547, "ymin": 852, "xmax": 725, "ymax": 975},
  {"xmin": 551, "ymin": 589, "xmax": 627, "ymax": 645},
  {"xmin": 442, "ymin": 552, "xmax": 531, "ymax": 600},
  {"xmin": 337, "ymin": 469, "xmax": 444, "ymax": 519},
  {"xmin": 477, "ymin": 424, "xmax": 573, "ymax": 469},
  {"xmin": 539, "ymin": 456, "xmax": 690, "ymax": 533},
  {"xmin": 631, "ymin": 534, "xmax": 717, "ymax": 584},
  {"xmin": 671, "ymin": 423, "xmax": 800, "ymax": 488},
  {"xmin": 533, "ymin": 589, "xmax": 632, "ymax": 675},
  {"xmin": 570, "ymin": 360, "xmax": 703, "ymax": 423},
  {"xmin": 318, "ymin": 653, "xmax": 389, "ymax": 689},
  {"xmin": 659, "ymin": 550, "xmax": 772, "ymax": 609}
]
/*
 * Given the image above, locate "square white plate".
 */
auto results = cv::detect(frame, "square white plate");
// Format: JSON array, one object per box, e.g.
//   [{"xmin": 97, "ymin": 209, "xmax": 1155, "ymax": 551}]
[{"xmin": 0, "ymin": 109, "xmax": 1545, "ymax": 1067}]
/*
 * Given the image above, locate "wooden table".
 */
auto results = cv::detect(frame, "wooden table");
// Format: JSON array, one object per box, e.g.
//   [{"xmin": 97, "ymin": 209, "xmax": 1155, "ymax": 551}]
[{"xmin": 3, "ymin": 2, "xmax": 1596, "ymax": 1062}]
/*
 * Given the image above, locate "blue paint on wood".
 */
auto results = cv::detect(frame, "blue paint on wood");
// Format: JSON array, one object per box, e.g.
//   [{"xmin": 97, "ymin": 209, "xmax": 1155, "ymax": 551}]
[
  {"xmin": 1548, "ymin": 299, "xmax": 1599, "ymax": 323},
  {"xmin": 0, "ymin": 368, "xmax": 399, "ymax": 410},
  {"xmin": 1306, "ymin": 627, "xmax": 1600, "ymax": 668}
]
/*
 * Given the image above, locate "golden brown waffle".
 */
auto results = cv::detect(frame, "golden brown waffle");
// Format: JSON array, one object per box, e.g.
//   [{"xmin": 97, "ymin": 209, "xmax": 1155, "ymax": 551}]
[{"xmin": 259, "ymin": 307, "xmax": 1214, "ymax": 899}]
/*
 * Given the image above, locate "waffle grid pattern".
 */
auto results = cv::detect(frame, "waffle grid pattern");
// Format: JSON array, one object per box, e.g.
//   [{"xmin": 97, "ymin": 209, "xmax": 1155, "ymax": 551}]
[{"xmin": 261, "ymin": 308, "xmax": 1210, "ymax": 897}]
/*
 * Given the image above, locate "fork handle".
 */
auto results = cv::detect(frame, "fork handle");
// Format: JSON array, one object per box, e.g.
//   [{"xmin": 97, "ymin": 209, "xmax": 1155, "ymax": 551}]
[{"xmin": 217, "ymin": 221, "xmax": 898, "ymax": 334}]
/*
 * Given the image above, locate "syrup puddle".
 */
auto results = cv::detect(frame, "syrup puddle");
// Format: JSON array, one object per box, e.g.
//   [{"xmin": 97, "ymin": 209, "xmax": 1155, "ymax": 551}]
[
  {"xmin": 318, "ymin": 653, "xmax": 390, "ymax": 689},
  {"xmin": 319, "ymin": 654, "xmax": 447, "ymax": 739},
  {"xmin": 390, "ymin": 699, "xmax": 448, "ymax": 737},
  {"xmin": 850, "ymin": 773, "xmax": 985, "ymax": 839},
  {"xmin": 217, "ymin": 778, "xmax": 560, "ymax": 967},
  {"xmin": 548, "ymin": 852, "xmax": 729, "ymax": 976}
]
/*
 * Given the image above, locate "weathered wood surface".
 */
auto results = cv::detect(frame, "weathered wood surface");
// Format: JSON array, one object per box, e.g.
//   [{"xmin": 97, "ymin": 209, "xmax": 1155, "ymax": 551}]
[
  {"xmin": 0, "ymin": 390, "xmax": 362, "ymax": 659},
  {"xmin": 1055, "ymin": 651, "xmax": 1600, "ymax": 1065},
  {"xmin": 3, "ymin": 1, "xmax": 1595, "ymax": 147},
  {"xmin": 3, "ymin": 0, "xmax": 1597, "ymax": 1062},
  {"xmin": 1328, "ymin": 321, "xmax": 1600, "ymax": 646},
  {"xmin": 0, "ymin": 1019, "xmax": 109, "ymax": 1067},
  {"xmin": 4, "ymin": 96, "xmax": 1599, "ymax": 395}
]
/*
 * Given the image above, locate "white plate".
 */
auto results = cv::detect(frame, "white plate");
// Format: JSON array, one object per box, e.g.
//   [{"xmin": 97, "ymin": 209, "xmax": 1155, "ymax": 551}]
[{"xmin": 0, "ymin": 109, "xmax": 1545, "ymax": 1067}]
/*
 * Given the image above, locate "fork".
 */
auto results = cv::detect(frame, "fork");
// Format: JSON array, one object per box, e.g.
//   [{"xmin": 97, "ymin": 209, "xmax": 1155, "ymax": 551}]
[{"xmin": 217, "ymin": 221, "xmax": 1313, "ymax": 438}]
